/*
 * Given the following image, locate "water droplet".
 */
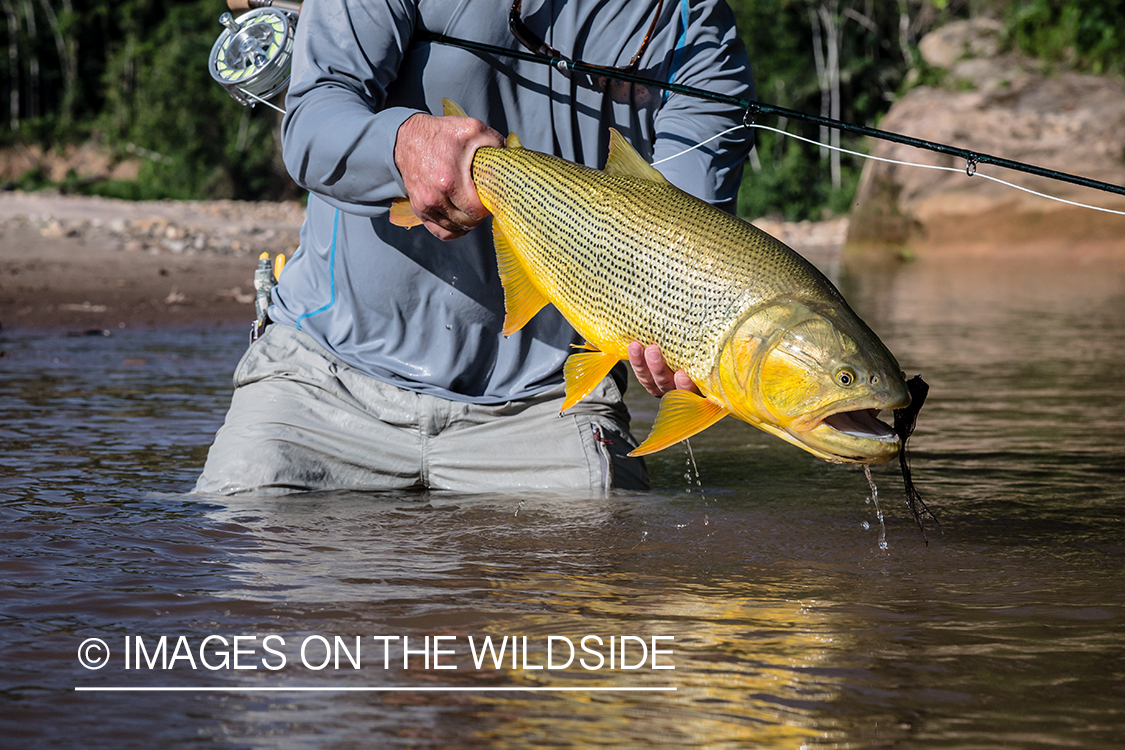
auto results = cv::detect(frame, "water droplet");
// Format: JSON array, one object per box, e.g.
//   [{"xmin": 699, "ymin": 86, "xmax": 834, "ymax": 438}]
[
  {"xmin": 864, "ymin": 465, "xmax": 888, "ymax": 551},
  {"xmin": 514, "ymin": 500, "xmax": 525, "ymax": 518},
  {"xmin": 861, "ymin": 521, "xmax": 870, "ymax": 530},
  {"xmin": 684, "ymin": 439, "xmax": 706, "ymax": 502}
]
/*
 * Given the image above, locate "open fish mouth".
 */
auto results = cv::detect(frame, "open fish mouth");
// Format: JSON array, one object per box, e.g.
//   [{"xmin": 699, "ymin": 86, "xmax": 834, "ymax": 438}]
[
  {"xmin": 774, "ymin": 405, "xmax": 904, "ymax": 464},
  {"xmin": 821, "ymin": 408, "xmax": 898, "ymax": 442}
]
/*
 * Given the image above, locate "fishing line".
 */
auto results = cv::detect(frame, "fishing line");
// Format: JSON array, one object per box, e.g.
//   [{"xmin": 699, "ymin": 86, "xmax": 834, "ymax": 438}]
[
  {"xmin": 409, "ymin": 30, "xmax": 1125, "ymax": 202},
  {"xmin": 209, "ymin": 15, "xmax": 1125, "ymax": 205},
  {"xmin": 654, "ymin": 121, "xmax": 1125, "ymax": 217},
  {"xmin": 651, "ymin": 124, "xmax": 745, "ymax": 166},
  {"xmin": 239, "ymin": 87, "xmax": 287, "ymax": 114},
  {"xmin": 210, "ymin": 19, "xmax": 1125, "ymax": 215},
  {"xmin": 231, "ymin": 80, "xmax": 1125, "ymax": 218}
]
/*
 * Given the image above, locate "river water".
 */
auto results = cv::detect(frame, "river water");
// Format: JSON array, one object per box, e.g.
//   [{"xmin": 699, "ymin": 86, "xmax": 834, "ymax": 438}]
[{"xmin": 2, "ymin": 257, "xmax": 1123, "ymax": 748}]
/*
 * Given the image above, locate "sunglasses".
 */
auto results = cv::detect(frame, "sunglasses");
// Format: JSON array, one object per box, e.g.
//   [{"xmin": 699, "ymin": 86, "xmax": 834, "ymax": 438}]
[{"xmin": 509, "ymin": 0, "xmax": 665, "ymax": 75}]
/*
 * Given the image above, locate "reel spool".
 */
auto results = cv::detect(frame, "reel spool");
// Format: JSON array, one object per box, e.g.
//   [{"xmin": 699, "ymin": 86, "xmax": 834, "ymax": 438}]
[{"xmin": 208, "ymin": 8, "xmax": 297, "ymax": 107}]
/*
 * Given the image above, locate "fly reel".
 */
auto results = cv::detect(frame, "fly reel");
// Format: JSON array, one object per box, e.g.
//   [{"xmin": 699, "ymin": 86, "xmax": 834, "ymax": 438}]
[{"xmin": 208, "ymin": 7, "xmax": 297, "ymax": 107}]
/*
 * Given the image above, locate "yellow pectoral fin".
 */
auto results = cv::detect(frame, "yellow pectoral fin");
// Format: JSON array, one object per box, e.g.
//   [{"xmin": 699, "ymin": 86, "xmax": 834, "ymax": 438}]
[
  {"xmin": 629, "ymin": 391, "xmax": 729, "ymax": 456},
  {"xmin": 561, "ymin": 349, "xmax": 620, "ymax": 412},
  {"xmin": 389, "ymin": 198, "xmax": 423, "ymax": 228},
  {"xmin": 493, "ymin": 219, "xmax": 548, "ymax": 336}
]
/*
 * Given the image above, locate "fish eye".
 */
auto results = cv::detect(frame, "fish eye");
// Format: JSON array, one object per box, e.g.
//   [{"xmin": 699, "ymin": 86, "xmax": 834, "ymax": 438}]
[{"xmin": 835, "ymin": 367, "xmax": 857, "ymax": 387}]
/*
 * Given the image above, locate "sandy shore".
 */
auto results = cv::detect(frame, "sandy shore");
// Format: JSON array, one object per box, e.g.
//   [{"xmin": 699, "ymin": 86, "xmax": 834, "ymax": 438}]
[
  {"xmin": 0, "ymin": 191, "xmax": 305, "ymax": 330},
  {"xmin": 7, "ymin": 189, "xmax": 1119, "ymax": 333},
  {"xmin": 0, "ymin": 191, "xmax": 855, "ymax": 332}
]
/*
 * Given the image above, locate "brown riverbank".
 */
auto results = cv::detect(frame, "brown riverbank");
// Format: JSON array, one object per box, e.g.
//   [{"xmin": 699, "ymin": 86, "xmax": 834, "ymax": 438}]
[
  {"xmin": 0, "ymin": 191, "xmax": 304, "ymax": 331},
  {"xmin": 1, "ymin": 189, "xmax": 1120, "ymax": 333},
  {"xmin": 1, "ymin": 191, "xmax": 856, "ymax": 331}
]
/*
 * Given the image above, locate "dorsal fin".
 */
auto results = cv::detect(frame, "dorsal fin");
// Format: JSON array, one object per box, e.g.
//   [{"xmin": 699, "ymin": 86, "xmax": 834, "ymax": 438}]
[
  {"xmin": 443, "ymin": 99, "xmax": 524, "ymax": 150},
  {"xmin": 605, "ymin": 128, "xmax": 669, "ymax": 183},
  {"xmin": 442, "ymin": 99, "xmax": 468, "ymax": 117}
]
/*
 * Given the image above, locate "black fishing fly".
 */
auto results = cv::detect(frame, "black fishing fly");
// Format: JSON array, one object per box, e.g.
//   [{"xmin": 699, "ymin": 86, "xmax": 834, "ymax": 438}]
[{"xmin": 893, "ymin": 375, "xmax": 939, "ymax": 540}]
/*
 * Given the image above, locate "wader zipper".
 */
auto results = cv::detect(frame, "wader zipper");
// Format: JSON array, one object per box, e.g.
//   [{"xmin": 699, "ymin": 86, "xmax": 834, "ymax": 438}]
[{"xmin": 592, "ymin": 425, "xmax": 613, "ymax": 493}]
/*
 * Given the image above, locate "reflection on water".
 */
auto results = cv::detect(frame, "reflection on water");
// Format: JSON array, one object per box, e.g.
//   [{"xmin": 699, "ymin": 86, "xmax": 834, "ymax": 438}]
[{"xmin": 2, "ymin": 260, "xmax": 1124, "ymax": 748}]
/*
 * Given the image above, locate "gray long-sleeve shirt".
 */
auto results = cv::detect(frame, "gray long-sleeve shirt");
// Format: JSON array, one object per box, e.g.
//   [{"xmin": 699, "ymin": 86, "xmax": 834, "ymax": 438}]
[{"xmin": 270, "ymin": 0, "xmax": 755, "ymax": 404}]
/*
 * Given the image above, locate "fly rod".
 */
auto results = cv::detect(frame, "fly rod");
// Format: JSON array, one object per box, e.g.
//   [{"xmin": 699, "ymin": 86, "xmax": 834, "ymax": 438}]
[
  {"xmin": 418, "ymin": 29, "xmax": 1125, "ymax": 199},
  {"xmin": 211, "ymin": 0, "xmax": 1125, "ymax": 200}
]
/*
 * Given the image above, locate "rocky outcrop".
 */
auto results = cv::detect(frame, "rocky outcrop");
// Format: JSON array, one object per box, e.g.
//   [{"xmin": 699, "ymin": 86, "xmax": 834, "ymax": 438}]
[{"xmin": 848, "ymin": 18, "xmax": 1125, "ymax": 255}]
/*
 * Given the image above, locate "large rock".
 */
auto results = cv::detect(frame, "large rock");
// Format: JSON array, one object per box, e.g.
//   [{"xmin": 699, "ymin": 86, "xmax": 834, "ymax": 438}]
[{"xmin": 848, "ymin": 18, "xmax": 1125, "ymax": 256}]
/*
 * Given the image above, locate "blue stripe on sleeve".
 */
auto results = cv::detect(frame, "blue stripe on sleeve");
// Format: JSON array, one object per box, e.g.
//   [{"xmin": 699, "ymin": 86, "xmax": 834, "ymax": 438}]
[
  {"xmin": 662, "ymin": 0, "xmax": 691, "ymax": 103},
  {"xmin": 295, "ymin": 208, "xmax": 339, "ymax": 330}
]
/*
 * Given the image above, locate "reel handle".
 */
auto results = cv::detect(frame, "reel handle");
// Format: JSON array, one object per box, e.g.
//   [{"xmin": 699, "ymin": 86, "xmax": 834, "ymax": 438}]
[{"xmin": 226, "ymin": 0, "xmax": 301, "ymax": 13}]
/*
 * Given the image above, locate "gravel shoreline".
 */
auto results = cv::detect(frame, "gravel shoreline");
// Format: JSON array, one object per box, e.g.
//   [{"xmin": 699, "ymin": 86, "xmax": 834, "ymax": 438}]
[
  {"xmin": 0, "ymin": 192, "xmax": 304, "ymax": 330},
  {"xmin": 1, "ymin": 190, "xmax": 856, "ymax": 332}
]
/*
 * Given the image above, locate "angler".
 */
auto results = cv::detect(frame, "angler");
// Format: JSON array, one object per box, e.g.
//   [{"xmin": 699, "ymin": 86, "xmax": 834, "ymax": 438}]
[{"xmin": 197, "ymin": 0, "xmax": 759, "ymax": 494}]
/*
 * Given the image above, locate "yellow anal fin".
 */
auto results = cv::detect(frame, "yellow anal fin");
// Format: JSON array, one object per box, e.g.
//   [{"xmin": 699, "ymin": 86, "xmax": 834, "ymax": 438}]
[
  {"xmin": 629, "ymin": 391, "xmax": 729, "ymax": 456},
  {"xmin": 443, "ymin": 98, "xmax": 468, "ymax": 117},
  {"xmin": 389, "ymin": 198, "xmax": 422, "ymax": 228},
  {"xmin": 562, "ymin": 349, "xmax": 620, "ymax": 412},
  {"xmin": 604, "ymin": 128, "xmax": 669, "ymax": 184},
  {"xmin": 507, "ymin": 132, "xmax": 523, "ymax": 149},
  {"xmin": 494, "ymin": 219, "xmax": 548, "ymax": 336}
]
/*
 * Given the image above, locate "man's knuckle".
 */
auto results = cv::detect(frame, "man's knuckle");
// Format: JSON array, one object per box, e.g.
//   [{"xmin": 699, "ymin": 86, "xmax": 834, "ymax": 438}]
[{"xmin": 417, "ymin": 186, "xmax": 445, "ymax": 207}]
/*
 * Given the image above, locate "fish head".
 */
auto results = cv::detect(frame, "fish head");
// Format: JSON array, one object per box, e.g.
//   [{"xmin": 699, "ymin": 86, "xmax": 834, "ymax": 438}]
[{"xmin": 715, "ymin": 301, "xmax": 910, "ymax": 464}]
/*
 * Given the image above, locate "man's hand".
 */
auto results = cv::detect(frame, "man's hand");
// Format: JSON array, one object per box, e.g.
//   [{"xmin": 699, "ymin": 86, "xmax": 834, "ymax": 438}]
[
  {"xmin": 393, "ymin": 112, "xmax": 505, "ymax": 240},
  {"xmin": 628, "ymin": 342, "xmax": 701, "ymax": 398}
]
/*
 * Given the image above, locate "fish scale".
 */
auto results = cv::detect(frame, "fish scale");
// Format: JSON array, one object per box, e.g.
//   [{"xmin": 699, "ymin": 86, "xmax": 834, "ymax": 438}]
[{"xmin": 471, "ymin": 144, "xmax": 834, "ymax": 383}]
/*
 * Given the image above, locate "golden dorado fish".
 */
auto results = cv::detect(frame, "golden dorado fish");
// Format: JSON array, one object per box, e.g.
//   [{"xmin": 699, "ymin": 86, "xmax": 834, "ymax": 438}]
[{"xmin": 392, "ymin": 100, "xmax": 911, "ymax": 463}]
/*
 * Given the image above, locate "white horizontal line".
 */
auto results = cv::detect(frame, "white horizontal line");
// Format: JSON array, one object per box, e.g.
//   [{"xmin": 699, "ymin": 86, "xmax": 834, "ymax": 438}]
[{"xmin": 75, "ymin": 686, "xmax": 677, "ymax": 693}]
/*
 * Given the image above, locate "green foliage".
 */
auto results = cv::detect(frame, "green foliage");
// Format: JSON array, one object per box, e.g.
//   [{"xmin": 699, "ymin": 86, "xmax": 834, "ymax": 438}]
[
  {"xmin": 2, "ymin": 0, "xmax": 1119, "ymax": 209},
  {"xmin": 727, "ymin": 0, "xmax": 969, "ymax": 221},
  {"xmin": 1005, "ymin": 0, "xmax": 1125, "ymax": 76},
  {"xmin": 737, "ymin": 128, "xmax": 864, "ymax": 222},
  {"xmin": 2, "ymin": 0, "xmax": 293, "ymax": 200},
  {"xmin": 96, "ymin": 0, "xmax": 284, "ymax": 199}
]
